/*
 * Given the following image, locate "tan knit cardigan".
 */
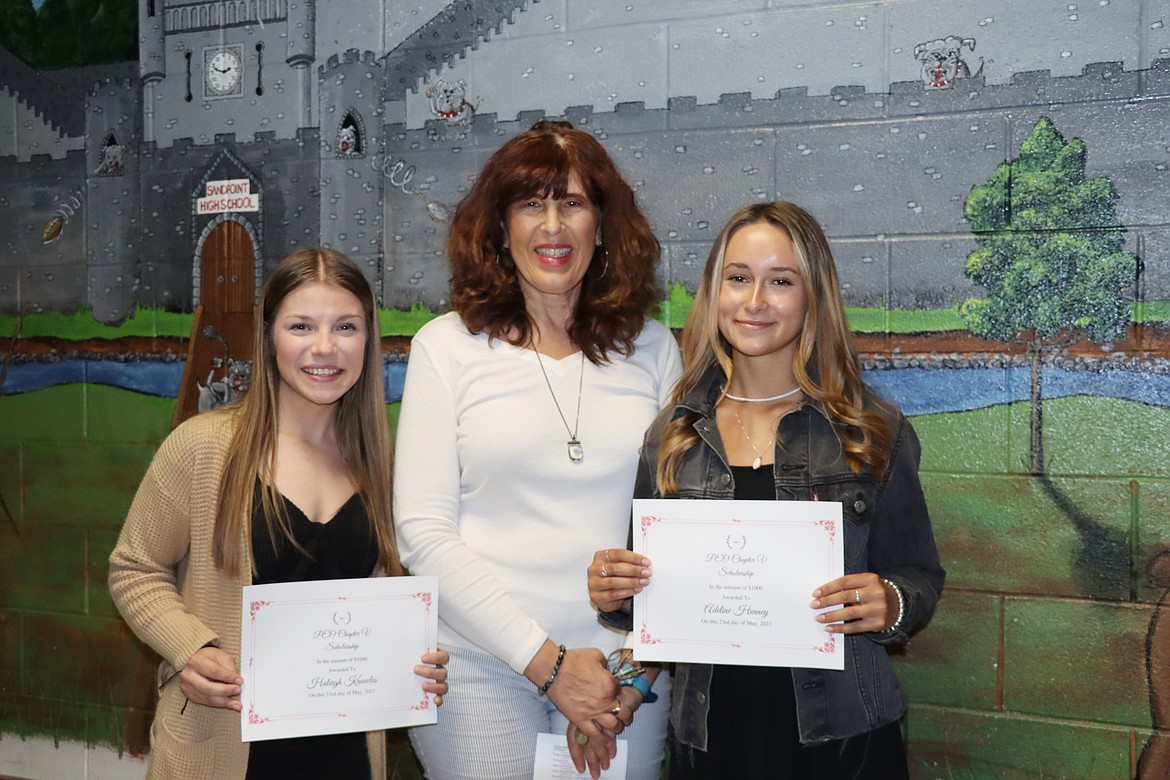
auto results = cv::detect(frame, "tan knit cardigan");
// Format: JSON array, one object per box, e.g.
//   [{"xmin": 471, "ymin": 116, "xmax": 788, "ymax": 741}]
[{"xmin": 109, "ymin": 410, "xmax": 386, "ymax": 780}]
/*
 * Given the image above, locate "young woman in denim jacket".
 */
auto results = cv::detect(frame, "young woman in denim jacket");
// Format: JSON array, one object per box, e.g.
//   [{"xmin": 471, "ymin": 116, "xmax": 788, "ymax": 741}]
[{"xmin": 588, "ymin": 201, "xmax": 945, "ymax": 779}]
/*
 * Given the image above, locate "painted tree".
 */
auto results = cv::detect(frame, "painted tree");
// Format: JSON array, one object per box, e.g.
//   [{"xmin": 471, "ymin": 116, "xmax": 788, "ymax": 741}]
[
  {"xmin": 961, "ymin": 116, "xmax": 1138, "ymax": 474},
  {"xmin": 36, "ymin": 0, "xmax": 136, "ymax": 66},
  {"xmin": 0, "ymin": 0, "xmax": 39, "ymax": 65},
  {"xmin": 0, "ymin": 0, "xmax": 136, "ymax": 69}
]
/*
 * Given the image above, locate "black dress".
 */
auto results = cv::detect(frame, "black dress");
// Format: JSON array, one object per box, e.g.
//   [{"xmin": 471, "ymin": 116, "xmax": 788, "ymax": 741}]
[
  {"xmin": 669, "ymin": 465, "xmax": 909, "ymax": 780},
  {"xmin": 245, "ymin": 488, "xmax": 380, "ymax": 780}
]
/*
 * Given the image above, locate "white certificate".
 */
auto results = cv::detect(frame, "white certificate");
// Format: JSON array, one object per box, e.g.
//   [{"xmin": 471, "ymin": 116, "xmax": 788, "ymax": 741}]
[
  {"xmin": 240, "ymin": 575, "xmax": 439, "ymax": 741},
  {"xmin": 632, "ymin": 498, "xmax": 843, "ymax": 670},
  {"xmin": 532, "ymin": 732, "xmax": 628, "ymax": 780}
]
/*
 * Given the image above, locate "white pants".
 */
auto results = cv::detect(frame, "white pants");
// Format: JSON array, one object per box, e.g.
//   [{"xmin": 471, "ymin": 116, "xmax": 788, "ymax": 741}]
[{"xmin": 410, "ymin": 643, "xmax": 670, "ymax": 780}]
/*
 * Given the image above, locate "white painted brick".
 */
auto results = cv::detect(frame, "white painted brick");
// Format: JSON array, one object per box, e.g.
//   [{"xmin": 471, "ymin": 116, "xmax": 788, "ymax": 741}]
[
  {"xmin": 570, "ymin": 0, "xmax": 770, "ymax": 29},
  {"xmin": 667, "ymin": 7, "xmax": 888, "ymax": 103},
  {"xmin": 406, "ymin": 24, "xmax": 669, "ymax": 125},
  {"xmin": 889, "ymin": 0, "xmax": 1141, "ymax": 86}
]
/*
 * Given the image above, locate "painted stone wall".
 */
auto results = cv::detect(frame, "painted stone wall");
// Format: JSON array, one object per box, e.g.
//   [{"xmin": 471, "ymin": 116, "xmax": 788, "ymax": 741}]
[
  {"xmin": 382, "ymin": 62, "xmax": 1170, "ymax": 312},
  {"xmin": 3, "ymin": 1, "xmax": 1170, "ymax": 779}
]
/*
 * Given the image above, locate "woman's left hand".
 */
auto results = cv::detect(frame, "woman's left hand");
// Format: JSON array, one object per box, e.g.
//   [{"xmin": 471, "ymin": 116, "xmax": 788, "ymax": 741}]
[
  {"xmin": 587, "ymin": 548, "xmax": 651, "ymax": 613},
  {"xmin": 566, "ymin": 721, "xmax": 617, "ymax": 779},
  {"xmin": 415, "ymin": 649, "xmax": 450, "ymax": 707},
  {"xmin": 810, "ymin": 573, "xmax": 897, "ymax": 634}
]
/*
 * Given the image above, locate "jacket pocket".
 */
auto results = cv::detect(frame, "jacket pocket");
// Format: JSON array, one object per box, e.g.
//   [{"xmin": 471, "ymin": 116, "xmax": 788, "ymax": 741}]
[
  {"xmin": 148, "ymin": 710, "xmax": 220, "ymax": 780},
  {"xmin": 154, "ymin": 684, "xmax": 216, "ymax": 744},
  {"xmin": 817, "ymin": 481, "xmax": 877, "ymax": 525},
  {"xmin": 816, "ymin": 481, "xmax": 877, "ymax": 570}
]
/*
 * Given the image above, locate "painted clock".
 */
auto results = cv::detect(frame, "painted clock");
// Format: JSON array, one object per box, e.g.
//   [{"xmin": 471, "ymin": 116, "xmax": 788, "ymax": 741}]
[{"xmin": 204, "ymin": 46, "xmax": 243, "ymax": 97}]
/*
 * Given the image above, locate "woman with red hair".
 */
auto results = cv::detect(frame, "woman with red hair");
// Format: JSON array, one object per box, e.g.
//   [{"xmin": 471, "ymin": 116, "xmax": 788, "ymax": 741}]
[{"xmin": 394, "ymin": 121, "xmax": 680, "ymax": 779}]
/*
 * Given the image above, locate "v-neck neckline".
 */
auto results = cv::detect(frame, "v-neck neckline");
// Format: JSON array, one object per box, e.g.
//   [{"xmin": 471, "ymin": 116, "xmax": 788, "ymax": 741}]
[{"xmin": 278, "ymin": 490, "xmax": 360, "ymax": 526}]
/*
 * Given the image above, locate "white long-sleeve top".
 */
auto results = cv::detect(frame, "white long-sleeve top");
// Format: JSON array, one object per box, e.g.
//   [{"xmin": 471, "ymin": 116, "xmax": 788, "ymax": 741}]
[{"xmin": 393, "ymin": 312, "xmax": 682, "ymax": 674}]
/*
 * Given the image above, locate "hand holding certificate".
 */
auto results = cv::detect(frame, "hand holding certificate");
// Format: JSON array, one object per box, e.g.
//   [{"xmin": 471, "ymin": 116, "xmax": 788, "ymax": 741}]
[
  {"xmin": 240, "ymin": 575, "xmax": 439, "ymax": 741},
  {"xmin": 533, "ymin": 732, "xmax": 629, "ymax": 780},
  {"xmin": 632, "ymin": 498, "xmax": 843, "ymax": 670}
]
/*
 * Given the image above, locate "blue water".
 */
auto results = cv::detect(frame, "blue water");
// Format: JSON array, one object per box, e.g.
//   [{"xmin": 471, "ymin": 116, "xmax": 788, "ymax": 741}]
[
  {"xmin": 2, "ymin": 359, "xmax": 1165, "ymax": 415},
  {"xmin": 1, "ymin": 359, "xmax": 410, "ymax": 406},
  {"xmin": 865, "ymin": 366, "xmax": 1170, "ymax": 415}
]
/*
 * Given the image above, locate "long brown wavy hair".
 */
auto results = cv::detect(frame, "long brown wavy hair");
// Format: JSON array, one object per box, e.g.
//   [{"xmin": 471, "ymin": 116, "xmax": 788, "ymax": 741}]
[
  {"xmin": 212, "ymin": 248, "xmax": 400, "ymax": 577},
  {"xmin": 448, "ymin": 119, "xmax": 661, "ymax": 363},
  {"xmin": 657, "ymin": 201, "xmax": 891, "ymax": 493}
]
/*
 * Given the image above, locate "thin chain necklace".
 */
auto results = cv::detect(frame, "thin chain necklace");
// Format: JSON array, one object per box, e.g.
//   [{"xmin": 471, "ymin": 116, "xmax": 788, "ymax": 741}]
[
  {"xmin": 534, "ymin": 349, "xmax": 585, "ymax": 462},
  {"xmin": 732, "ymin": 407, "xmax": 774, "ymax": 470},
  {"xmin": 725, "ymin": 386, "xmax": 801, "ymax": 403}
]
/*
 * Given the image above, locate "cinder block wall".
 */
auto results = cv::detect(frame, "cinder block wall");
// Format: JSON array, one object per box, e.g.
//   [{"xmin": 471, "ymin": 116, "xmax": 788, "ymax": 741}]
[
  {"xmin": 4, "ymin": 2, "xmax": 1170, "ymax": 779},
  {"xmin": 0, "ymin": 386, "xmax": 172, "ymax": 777}
]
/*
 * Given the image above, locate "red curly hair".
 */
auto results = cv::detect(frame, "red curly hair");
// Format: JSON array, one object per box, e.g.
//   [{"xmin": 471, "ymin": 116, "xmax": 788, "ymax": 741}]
[{"xmin": 448, "ymin": 120, "xmax": 661, "ymax": 363}]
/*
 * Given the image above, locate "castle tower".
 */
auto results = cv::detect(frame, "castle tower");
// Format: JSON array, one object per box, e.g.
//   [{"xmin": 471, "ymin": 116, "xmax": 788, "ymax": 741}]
[{"xmin": 138, "ymin": 0, "xmax": 319, "ymax": 149}]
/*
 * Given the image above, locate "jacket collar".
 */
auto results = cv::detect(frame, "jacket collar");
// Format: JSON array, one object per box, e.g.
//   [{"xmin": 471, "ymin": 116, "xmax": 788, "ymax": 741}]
[{"xmin": 677, "ymin": 365, "xmax": 726, "ymax": 418}]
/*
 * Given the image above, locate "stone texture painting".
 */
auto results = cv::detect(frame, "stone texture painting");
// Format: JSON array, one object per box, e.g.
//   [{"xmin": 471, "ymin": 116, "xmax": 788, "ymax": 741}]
[{"xmin": 2, "ymin": 1, "xmax": 1170, "ymax": 778}]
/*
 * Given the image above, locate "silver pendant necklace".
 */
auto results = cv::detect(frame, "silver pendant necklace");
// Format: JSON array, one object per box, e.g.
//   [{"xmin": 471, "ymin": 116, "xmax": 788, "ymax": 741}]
[
  {"xmin": 733, "ymin": 407, "xmax": 775, "ymax": 470},
  {"xmin": 534, "ymin": 349, "xmax": 585, "ymax": 462}
]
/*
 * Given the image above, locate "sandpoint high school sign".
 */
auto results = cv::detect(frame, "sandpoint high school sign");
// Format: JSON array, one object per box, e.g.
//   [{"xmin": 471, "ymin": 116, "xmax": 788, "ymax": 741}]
[{"xmin": 197, "ymin": 178, "xmax": 259, "ymax": 214}]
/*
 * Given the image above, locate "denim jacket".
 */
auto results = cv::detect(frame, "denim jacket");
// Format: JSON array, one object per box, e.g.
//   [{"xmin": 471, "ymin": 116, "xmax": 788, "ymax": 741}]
[{"xmin": 605, "ymin": 367, "xmax": 945, "ymax": 748}]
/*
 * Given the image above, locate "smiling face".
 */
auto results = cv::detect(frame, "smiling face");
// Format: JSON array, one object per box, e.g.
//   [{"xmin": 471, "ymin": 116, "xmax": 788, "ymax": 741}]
[
  {"xmin": 717, "ymin": 222, "xmax": 808, "ymax": 370},
  {"xmin": 271, "ymin": 281, "xmax": 368, "ymax": 415},
  {"xmin": 503, "ymin": 172, "xmax": 601, "ymax": 311}
]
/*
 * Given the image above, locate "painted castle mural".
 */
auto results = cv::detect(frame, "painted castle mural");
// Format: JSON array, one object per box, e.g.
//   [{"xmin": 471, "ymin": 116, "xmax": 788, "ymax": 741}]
[{"xmin": 2, "ymin": 0, "xmax": 1170, "ymax": 777}]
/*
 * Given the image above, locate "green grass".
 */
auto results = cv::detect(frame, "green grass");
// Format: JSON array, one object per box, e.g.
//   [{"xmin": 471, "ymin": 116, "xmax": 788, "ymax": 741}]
[
  {"xmin": 379, "ymin": 302, "xmax": 440, "ymax": 336},
  {"xmin": 4, "ymin": 297, "xmax": 1169, "ymax": 343},
  {"xmin": 0, "ymin": 306, "xmax": 195, "ymax": 340},
  {"xmin": 914, "ymin": 394, "xmax": 1170, "ymax": 479},
  {"xmin": 0, "ymin": 304, "xmax": 441, "ymax": 340},
  {"xmin": 659, "ymin": 281, "xmax": 694, "ymax": 329},
  {"xmin": 1135, "ymin": 300, "xmax": 1170, "ymax": 323}
]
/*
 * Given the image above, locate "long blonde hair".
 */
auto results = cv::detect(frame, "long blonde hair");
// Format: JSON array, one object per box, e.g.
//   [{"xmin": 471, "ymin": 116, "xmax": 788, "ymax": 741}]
[
  {"xmin": 657, "ymin": 201, "xmax": 890, "ymax": 493},
  {"xmin": 212, "ymin": 248, "xmax": 400, "ymax": 577}
]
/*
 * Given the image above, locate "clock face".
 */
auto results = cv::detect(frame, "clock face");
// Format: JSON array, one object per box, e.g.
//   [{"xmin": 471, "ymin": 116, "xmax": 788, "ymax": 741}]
[{"xmin": 206, "ymin": 48, "xmax": 241, "ymax": 96}]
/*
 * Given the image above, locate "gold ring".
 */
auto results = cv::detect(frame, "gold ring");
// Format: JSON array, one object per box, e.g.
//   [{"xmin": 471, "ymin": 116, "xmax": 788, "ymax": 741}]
[
  {"xmin": 611, "ymin": 702, "xmax": 622, "ymax": 716},
  {"xmin": 574, "ymin": 730, "xmax": 590, "ymax": 746}
]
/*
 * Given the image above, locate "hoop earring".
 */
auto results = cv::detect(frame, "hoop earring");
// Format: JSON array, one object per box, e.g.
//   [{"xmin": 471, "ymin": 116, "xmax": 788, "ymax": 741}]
[{"xmin": 597, "ymin": 247, "xmax": 609, "ymax": 280}]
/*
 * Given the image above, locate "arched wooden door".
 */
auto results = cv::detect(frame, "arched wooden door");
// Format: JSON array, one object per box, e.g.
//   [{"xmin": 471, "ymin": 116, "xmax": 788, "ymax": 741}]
[
  {"xmin": 172, "ymin": 221, "xmax": 257, "ymax": 427},
  {"xmin": 202, "ymin": 220, "xmax": 254, "ymax": 313}
]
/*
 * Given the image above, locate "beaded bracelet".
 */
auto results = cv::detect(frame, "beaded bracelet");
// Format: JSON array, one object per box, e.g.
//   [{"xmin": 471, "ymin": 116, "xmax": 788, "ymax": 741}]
[
  {"xmin": 880, "ymin": 578, "xmax": 905, "ymax": 633},
  {"xmin": 538, "ymin": 644, "xmax": 567, "ymax": 696}
]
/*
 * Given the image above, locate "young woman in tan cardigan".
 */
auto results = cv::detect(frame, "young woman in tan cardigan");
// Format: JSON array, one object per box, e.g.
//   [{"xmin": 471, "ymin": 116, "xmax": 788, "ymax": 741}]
[{"xmin": 110, "ymin": 248, "xmax": 448, "ymax": 780}]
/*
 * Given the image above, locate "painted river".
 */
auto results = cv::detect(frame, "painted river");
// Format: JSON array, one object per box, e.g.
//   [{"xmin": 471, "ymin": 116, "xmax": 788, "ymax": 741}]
[{"xmin": 4, "ymin": 360, "xmax": 1169, "ymax": 415}]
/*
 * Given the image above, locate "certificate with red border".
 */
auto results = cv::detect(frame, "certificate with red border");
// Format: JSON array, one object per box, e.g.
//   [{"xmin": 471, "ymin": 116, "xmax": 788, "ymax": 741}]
[
  {"xmin": 632, "ymin": 499, "xmax": 843, "ymax": 670},
  {"xmin": 240, "ymin": 576, "xmax": 438, "ymax": 741}
]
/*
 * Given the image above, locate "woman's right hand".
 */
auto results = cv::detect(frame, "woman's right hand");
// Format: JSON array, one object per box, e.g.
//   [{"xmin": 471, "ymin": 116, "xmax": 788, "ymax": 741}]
[
  {"xmin": 178, "ymin": 645, "xmax": 244, "ymax": 711},
  {"xmin": 525, "ymin": 642, "xmax": 621, "ymax": 746},
  {"xmin": 587, "ymin": 548, "xmax": 652, "ymax": 613}
]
